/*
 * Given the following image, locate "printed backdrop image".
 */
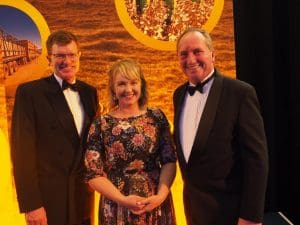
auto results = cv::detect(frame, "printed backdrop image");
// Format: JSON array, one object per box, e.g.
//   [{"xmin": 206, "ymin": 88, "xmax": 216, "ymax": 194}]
[{"xmin": 0, "ymin": 0, "xmax": 236, "ymax": 224}]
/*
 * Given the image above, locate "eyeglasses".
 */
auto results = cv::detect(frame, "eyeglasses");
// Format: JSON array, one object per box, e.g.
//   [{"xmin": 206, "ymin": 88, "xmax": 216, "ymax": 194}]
[{"xmin": 51, "ymin": 53, "xmax": 80, "ymax": 61}]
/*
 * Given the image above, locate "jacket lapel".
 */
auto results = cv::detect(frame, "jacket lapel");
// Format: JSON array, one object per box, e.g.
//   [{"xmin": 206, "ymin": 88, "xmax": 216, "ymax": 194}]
[
  {"xmin": 45, "ymin": 75, "xmax": 79, "ymax": 146},
  {"xmin": 70, "ymin": 84, "xmax": 94, "ymax": 170},
  {"xmin": 78, "ymin": 84, "xmax": 93, "ymax": 135},
  {"xmin": 174, "ymin": 82, "xmax": 190, "ymax": 172},
  {"xmin": 189, "ymin": 72, "xmax": 223, "ymax": 162}
]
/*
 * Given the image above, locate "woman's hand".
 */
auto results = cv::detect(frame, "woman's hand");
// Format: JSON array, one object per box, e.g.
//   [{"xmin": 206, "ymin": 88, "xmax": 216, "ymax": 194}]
[
  {"xmin": 122, "ymin": 195, "xmax": 146, "ymax": 213},
  {"xmin": 131, "ymin": 194, "xmax": 165, "ymax": 215}
]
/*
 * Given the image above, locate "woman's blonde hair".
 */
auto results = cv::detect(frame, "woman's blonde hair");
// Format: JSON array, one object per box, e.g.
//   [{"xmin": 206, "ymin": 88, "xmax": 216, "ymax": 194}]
[{"xmin": 108, "ymin": 58, "xmax": 148, "ymax": 111}]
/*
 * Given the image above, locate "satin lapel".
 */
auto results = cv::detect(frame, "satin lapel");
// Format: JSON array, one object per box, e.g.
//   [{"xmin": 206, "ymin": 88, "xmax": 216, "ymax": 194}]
[
  {"xmin": 71, "ymin": 83, "xmax": 94, "ymax": 170},
  {"xmin": 174, "ymin": 83, "xmax": 189, "ymax": 170},
  {"xmin": 45, "ymin": 75, "xmax": 79, "ymax": 145},
  {"xmin": 78, "ymin": 84, "xmax": 92, "ymax": 135},
  {"xmin": 189, "ymin": 73, "xmax": 223, "ymax": 160}
]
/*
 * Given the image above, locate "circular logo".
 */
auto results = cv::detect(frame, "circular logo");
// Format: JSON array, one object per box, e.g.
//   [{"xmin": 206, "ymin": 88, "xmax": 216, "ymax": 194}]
[{"xmin": 116, "ymin": 0, "xmax": 224, "ymax": 51}]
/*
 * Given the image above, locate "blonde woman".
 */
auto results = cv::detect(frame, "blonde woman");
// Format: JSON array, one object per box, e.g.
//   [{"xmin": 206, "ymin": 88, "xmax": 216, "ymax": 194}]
[{"xmin": 84, "ymin": 58, "xmax": 177, "ymax": 225}]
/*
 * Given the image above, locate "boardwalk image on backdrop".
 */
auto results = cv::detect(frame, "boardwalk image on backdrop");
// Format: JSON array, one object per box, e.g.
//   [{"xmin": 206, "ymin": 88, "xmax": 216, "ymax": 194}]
[
  {"xmin": 0, "ymin": 28, "xmax": 41, "ymax": 79},
  {"xmin": 126, "ymin": 0, "xmax": 214, "ymax": 41},
  {"xmin": 0, "ymin": 4, "xmax": 46, "ymax": 136}
]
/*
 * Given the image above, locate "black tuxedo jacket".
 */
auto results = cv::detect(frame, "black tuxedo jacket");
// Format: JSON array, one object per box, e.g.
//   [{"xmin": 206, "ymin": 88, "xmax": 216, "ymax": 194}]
[
  {"xmin": 11, "ymin": 75, "xmax": 98, "ymax": 225},
  {"xmin": 173, "ymin": 70, "xmax": 268, "ymax": 225}
]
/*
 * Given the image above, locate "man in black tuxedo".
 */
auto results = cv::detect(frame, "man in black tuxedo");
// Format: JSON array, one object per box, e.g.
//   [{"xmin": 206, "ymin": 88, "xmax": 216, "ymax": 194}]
[
  {"xmin": 11, "ymin": 30, "xmax": 99, "ymax": 225},
  {"xmin": 173, "ymin": 28, "xmax": 269, "ymax": 225}
]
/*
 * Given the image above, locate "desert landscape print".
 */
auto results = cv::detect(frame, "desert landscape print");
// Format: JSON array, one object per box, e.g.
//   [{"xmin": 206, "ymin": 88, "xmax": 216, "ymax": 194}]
[
  {"xmin": 0, "ymin": 0, "xmax": 236, "ymax": 224},
  {"xmin": 2, "ymin": 0, "xmax": 236, "ymax": 132}
]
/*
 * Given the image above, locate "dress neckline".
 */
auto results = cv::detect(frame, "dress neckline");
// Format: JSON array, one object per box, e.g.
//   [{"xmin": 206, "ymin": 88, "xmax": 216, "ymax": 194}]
[{"xmin": 107, "ymin": 108, "xmax": 148, "ymax": 120}]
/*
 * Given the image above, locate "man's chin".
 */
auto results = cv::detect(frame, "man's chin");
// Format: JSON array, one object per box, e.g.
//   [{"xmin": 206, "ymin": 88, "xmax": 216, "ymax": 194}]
[
  {"xmin": 58, "ymin": 73, "xmax": 76, "ymax": 81},
  {"xmin": 187, "ymin": 72, "xmax": 204, "ymax": 81}
]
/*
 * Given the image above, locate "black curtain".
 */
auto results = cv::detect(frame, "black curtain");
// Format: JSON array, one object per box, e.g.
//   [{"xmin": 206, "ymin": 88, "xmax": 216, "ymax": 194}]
[{"xmin": 233, "ymin": 0, "xmax": 300, "ymax": 224}]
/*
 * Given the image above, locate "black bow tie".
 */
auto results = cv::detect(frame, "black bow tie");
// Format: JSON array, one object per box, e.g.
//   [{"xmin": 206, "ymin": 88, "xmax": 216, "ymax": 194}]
[
  {"xmin": 62, "ymin": 80, "xmax": 79, "ymax": 91},
  {"xmin": 187, "ymin": 84, "xmax": 204, "ymax": 96},
  {"xmin": 187, "ymin": 75, "xmax": 214, "ymax": 96}
]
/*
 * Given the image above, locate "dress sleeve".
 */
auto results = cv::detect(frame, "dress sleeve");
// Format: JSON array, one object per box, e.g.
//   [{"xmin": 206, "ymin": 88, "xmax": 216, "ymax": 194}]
[
  {"xmin": 84, "ymin": 116, "xmax": 106, "ymax": 181},
  {"xmin": 153, "ymin": 108, "xmax": 177, "ymax": 165}
]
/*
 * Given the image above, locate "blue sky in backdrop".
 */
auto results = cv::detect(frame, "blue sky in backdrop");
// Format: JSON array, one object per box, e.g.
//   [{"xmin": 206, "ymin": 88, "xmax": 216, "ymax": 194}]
[{"xmin": 0, "ymin": 5, "xmax": 41, "ymax": 48}]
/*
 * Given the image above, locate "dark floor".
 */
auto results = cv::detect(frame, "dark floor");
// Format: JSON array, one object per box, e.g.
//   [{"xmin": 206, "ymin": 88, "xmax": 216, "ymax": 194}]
[{"xmin": 264, "ymin": 212, "xmax": 294, "ymax": 225}]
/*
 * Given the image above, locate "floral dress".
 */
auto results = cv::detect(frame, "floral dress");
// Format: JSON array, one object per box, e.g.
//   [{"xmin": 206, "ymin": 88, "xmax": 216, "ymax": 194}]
[{"xmin": 85, "ymin": 108, "xmax": 177, "ymax": 225}]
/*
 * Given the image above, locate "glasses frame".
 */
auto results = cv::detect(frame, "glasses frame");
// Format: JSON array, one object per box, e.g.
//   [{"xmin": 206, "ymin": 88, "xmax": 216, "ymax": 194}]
[{"xmin": 50, "ymin": 52, "xmax": 80, "ymax": 61}]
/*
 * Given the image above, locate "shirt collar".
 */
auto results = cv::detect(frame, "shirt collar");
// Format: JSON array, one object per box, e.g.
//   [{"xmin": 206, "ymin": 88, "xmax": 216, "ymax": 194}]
[{"xmin": 53, "ymin": 74, "xmax": 76, "ymax": 88}]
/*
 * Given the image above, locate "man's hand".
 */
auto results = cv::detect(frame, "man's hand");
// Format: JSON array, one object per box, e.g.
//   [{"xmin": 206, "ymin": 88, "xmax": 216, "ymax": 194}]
[
  {"xmin": 237, "ymin": 218, "xmax": 262, "ymax": 225},
  {"xmin": 25, "ymin": 207, "xmax": 47, "ymax": 225}
]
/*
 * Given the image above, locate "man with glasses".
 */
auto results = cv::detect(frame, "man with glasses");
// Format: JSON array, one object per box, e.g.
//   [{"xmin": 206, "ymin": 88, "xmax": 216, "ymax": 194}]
[{"xmin": 11, "ymin": 30, "xmax": 99, "ymax": 225}]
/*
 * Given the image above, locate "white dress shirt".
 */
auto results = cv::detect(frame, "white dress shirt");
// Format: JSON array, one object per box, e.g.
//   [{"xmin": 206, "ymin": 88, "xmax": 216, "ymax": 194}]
[
  {"xmin": 179, "ymin": 72, "xmax": 214, "ymax": 162},
  {"xmin": 54, "ymin": 74, "xmax": 84, "ymax": 136}
]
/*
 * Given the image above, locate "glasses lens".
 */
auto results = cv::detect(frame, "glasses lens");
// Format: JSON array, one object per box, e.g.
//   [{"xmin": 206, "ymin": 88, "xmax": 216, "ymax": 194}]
[{"xmin": 52, "ymin": 53, "xmax": 78, "ymax": 60}]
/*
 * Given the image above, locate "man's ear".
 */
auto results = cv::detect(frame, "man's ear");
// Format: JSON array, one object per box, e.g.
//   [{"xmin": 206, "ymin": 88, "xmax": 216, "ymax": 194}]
[
  {"xmin": 211, "ymin": 51, "xmax": 216, "ymax": 63},
  {"xmin": 47, "ymin": 55, "xmax": 52, "ymax": 65}
]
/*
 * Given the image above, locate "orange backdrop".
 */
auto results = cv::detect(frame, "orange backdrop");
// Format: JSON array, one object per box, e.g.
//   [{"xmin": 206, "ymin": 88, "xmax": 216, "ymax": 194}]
[{"xmin": 0, "ymin": 1, "xmax": 236, "ymax": 224}]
